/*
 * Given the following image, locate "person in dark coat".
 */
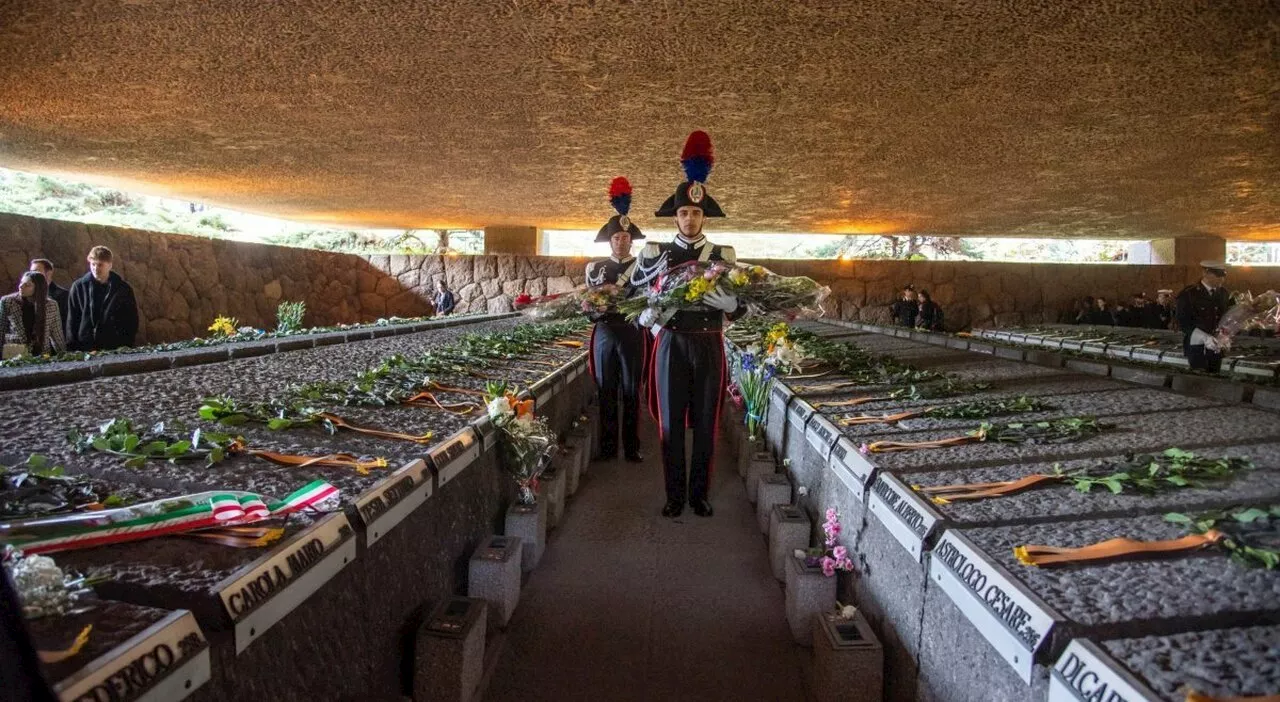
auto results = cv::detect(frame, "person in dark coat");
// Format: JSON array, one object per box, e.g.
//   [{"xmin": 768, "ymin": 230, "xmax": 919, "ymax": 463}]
[
  {"xmin": 1154, "ymin": 289, "xmax": 1176, "ymax": 330},
  {"xmin": 28, "ymin": 259, "xmax": 68, "ymax": 327},
  {"xmin": 433, "ymin": 280, "xmax": 456, "ymax": 316},
  {"xmin": 1, "ymin": 271, "xmax": 66, "ymax": 357},
  {"xmin": 916, "ymin": 290, "xmax": 944, "ymax": 331},
  {"xmin": 1175, "ymin": 261, "xmax": 1232, "ymax": 372},
  {"xmin": 632, "ymin": 131, "xmax": 744, "ymax": 519},
  {"xmin": 586, "ymin": 177, "xmax": 646, "ymax": 463},
  {"xmin": 65, "ymin": 246, "xmax": 138, "ymax": 352},
  {"xmin": 1087, "ymin": 297, "xmax": 1116, "ymax": 326},
  {"xmin": 890, "ymin": 285, "xmax": 917, "ymax": 327}
]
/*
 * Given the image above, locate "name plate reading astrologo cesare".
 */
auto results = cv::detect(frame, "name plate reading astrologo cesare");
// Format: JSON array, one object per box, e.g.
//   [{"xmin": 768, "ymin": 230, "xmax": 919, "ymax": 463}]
[
  {"xmin": 928, "ymin": 529, "xmax": 1061, "ymax": 683},
  {"xmin": 805, "ymin": 413, "xmax": 838, "ymax": 461},
  {"xmin": 866, "ymin": 473, "xmax": 940, "ymax": 561},
  {"xmin": 828, "ymin": 437, "xmax": 875, "ymax": 501},
  {"xmin": 430, "ymin": 428, "xmax": 481, "ymax": 488},
  {"xmin": 355, "ymin": 459, "xmax": 434, "ymax": 548},
  {"xmin": 1049, "ymin": 639, "xmax": 1161, "ymax": 702},
  {"xmin": 56, "ymin": 610, "xmax": 210, "ymax": 702},
  {"xmin": 215, "ymin": 513, "xmax": 357, "ymax": 655}
]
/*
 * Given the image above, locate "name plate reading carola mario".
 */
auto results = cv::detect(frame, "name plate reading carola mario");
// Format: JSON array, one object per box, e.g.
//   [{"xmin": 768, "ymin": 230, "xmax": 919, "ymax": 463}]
[
  {"xmin": 354, "ymin": 459, "xmax": 434, "ymax": 548},
  {"xmin": 216, "ymin": 512, "xmax": 357, "ymax": 654},
  {"xmin": 430, "ymin": 428, "xmax": 481, "ymax": 488},
  {"xmin": 929, "ymin": 529, "xmax": 1060, "ymax": 682},
  {"xmin": 55, "ymin": 610, "xmax": 210, "ymax": 702},
  {"xmin": 866, "ymin": 473, "xmax": 940, "ymax": 561},
  {"xmin": 1049, "ymin": 639, "xmax": 1161, "ymax": 702},
  {"xmin": 828, "ymin": 437, "xmax": 875, "ymax": 501},
  {"xmin": 805, "ymin": 413, "xmax": 838, "ymax": 461}
]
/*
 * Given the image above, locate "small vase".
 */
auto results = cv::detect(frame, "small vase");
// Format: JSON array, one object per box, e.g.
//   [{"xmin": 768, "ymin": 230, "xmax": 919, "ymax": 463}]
[{"xmin": 517, "ymin": 484, "xmax": 537, "ymax": 505}]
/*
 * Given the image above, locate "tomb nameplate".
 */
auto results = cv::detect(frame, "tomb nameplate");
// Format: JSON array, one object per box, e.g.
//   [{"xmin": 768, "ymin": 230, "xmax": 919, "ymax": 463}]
[
  {"xmin": 805, "ymin": 413, "xmax": 838, "ymax": 461},
  {"xmin": 866, "ymin": 474, "xmax": 940, "ymax": 562},
  {"xmin": 929, "ymin": 529, "xmax": 1060, "ymax": 682},
  {"xmin": 55, "ymin": 610, "xmax": 210, "ymax": 702},
  {"xmin": 354, "ymin": 459, "xmax": 434, "ymax": 547},
  {"xmin": 430, "ymin": 428, "xmax": 481, "ymax": 488},
  {"xmin": 770, "ymin": 383, "xmax": 794, "ymax": 418},
  {"xmin": 1048, "ymin": 639, "xmax": 1161, "ymax": 702},
  {"xmin": 829, "ymin": 437, "xmax": 875, "ymax": 500}
]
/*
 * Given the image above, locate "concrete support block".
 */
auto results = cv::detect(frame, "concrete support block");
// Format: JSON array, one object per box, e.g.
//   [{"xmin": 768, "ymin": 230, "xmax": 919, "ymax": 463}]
[
  {"xmin": 414, "ymin": 597, "xmax": 487, "ymax": 702},
  {"xmin": 542, "ymin": 467, "xmax": 567, "ymax": 529},
  {"xmin": 505, "ymin": 501, "xmax": 546, "ymax": 572},
  {"xmin": 468, "ymin": 535, "xmax": 523, "ymax": 630},
  {"xmin": 561, "ymin": 440, "xmax": 585, "ymax": 496},
  {"xmin": 770, "ymin": 505, "xmax": 812, "ymax": 582},
  {"xmin": 811, "ymin": 610, "xmax": 884, "ymax": 702},
  {"xmin": 745, "ymin": 451, "xmax": 776, "ymax": 504},
  {"xmin": 757, "ymin": 474, "xmax": 793, "ymax": 535},
  {"xmin": 738, "ymin": 435, "xmax": 765, "ymax": 478},
  {"xmin": 786, "ymin": 554, "xmax": 836, "ymax": 646}
]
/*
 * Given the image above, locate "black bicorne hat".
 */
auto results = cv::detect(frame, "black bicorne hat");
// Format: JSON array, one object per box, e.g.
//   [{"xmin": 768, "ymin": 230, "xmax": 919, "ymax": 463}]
[
  {"xmin": 595, "ymin": 177, "xmax": 645, "ymax": 243},
  {"xmin": 654, "ymin": 131, "xmax": 725, "ymax": 218}
]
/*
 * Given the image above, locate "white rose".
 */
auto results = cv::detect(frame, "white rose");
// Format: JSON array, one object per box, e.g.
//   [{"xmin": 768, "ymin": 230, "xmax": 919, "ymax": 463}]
[
  {"xmin": 840, "ymin": 604, "xmax": 858, "ymax": 620},
  {"xmin": 487, "ymin": 396, "xmax": 512, "ymax": 419},
  {"xmin": 793, "ymin": 549, "xmax": 806, "ymax": 559}
]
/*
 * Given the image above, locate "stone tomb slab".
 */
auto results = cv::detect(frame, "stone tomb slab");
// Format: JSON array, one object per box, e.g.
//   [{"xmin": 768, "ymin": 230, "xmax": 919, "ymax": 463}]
[{"xmin": 862, "ymin": 406, "xmax": 1280, "ymax": 475}]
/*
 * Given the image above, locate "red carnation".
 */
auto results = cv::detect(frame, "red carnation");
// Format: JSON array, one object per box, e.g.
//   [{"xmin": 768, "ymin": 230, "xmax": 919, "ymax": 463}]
[{"xmin": 513, "ymin": 293, "xmax": 534, "ymax": 308}]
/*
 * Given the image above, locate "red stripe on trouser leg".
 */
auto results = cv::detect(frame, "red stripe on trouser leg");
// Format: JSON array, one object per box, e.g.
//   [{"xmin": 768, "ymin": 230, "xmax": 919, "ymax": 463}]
[
  {"xmin": 647, "ymin": 329, "xmax": 662, "ymax": 424},
  {"xmin": 587, "ymin": 324, "xmax": 598, "ymax": 383},
  {"xmin": 708, "ymin": 330, "xmax": 727, "ymax": 478}
]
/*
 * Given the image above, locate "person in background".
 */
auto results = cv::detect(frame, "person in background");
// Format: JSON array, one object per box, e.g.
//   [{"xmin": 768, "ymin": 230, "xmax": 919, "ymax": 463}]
[
  {"xmin": 1087, "ymin": 297, "xmax": 1115, "ymax": 326},
  {"xmin": 1176, "ymin": 261, "xmax": 1232, "ymax": 372},
  {"xmin": 1, "ymin": 271, "xmax": 66, "ymax": 358},
  {"xmin": 1072, "ymin": 296, "xmax": 1095, "ymax": 324},
  {"xmin": 1154, "ymin": 289, "xmax": 1176, "ymax": 330},
  {"xmin": 66, "ymin": 245, "xmax": 138, "ymax": 352},
  {"xmin": 28, "ymin": 259, "xmax": 68, "ymax": 326},
  {"xmin": 1117, "ymin": 292, "xmax": 1150, "ymax": 327},
  {"xmin": 890, "ymin": 285, "xmax": 917, "ymax": 327},
  {"xmin": 916, "ymin": 290, "xmax": 944, "ymax": 331},
  {"xmin": 433, "ymin": 279, "xmax": 456, "ymax": 316}
]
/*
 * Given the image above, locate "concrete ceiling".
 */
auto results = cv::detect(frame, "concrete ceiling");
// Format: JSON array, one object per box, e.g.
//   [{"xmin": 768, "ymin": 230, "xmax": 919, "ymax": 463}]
[{"xmin": 0, "ymin": 1, "xmax": 1277, "ymax": 240}]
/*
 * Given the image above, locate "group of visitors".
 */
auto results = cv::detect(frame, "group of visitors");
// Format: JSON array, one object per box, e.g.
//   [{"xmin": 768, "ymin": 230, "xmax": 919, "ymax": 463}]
[
  {"xmin": 890, "ymin": 284, "xmax": 944, "ymax": 331},
  {"xmin": 1071, "ymin": 290, "xmax": 1176, "ymax": 329},
  {"xmin": 0, "ymin": 246, "xmax": 138, "ymax": 359}
]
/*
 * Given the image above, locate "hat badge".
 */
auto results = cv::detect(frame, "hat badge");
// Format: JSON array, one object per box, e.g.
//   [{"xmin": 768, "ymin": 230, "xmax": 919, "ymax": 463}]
[
  {"xmin": 687, "ymin": 182, "xmax": 705, "ymax": 204},
  {"xmin": 617, "ymin": 214, "xmax": 631, "ymax": 230}
]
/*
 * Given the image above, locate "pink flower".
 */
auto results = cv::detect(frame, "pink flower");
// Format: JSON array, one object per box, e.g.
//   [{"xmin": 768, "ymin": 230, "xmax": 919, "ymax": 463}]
[
  {"xmin": 825, "ymin": 508, "xmax": 838, "ymax": 521},
  {"xmin": 833, "ymin": 546, "xmax": 848, "ymax": 561},
  {"xmin": 839, "ymin": 558, "xmax": 854, "ymax": 571},
  {"xmin": 821, "ymin": 556, "xmax": 837, "ymax": 577},
  {"xmin": 858, "ymin": 443, "xmax": 870, "ymax": 455}
]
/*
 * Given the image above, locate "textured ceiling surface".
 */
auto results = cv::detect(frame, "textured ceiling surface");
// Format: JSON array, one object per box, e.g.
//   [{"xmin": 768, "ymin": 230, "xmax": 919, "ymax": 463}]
[{"xmin": 0, "ymin": 1, "xmax": 1277, "ymax": 239}]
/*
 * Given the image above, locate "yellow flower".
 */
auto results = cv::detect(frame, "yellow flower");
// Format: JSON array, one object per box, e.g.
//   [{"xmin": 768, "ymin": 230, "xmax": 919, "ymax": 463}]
[
  {"xmin": 208, "ymin": 315, "xmax": 238, "ymax": 337},
  {"xmin": 1013, "ymin": 546, "xmax": 1036, "ymax": 566},
  {"xmin": 728, "ymin": 269, "xmax": 750, "ymax": 287},
  {"xmin": 686, "ymin": 277, "xmax": 712, "ymax": 302}
]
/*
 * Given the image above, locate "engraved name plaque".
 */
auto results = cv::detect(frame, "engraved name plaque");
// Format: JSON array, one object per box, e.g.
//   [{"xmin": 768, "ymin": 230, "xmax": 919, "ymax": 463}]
[
  {"xmin": 770, "ymin": 382, "xmax": 794, "ymax": 417},
  {"xmin": 55, "ymin": 610, "xmax": 210, "ymax": 702},
  {"xmin": 430, "ymin": 428, "xmax": 481, "ymax": 488},
  {"xmin": 216, "ymin": 513, "xmax": 357, "ymax": 654},
  {"xmin": 805, "ymin": 413, "xmax": 838, "ymax": 461},
  {"xmin": 354, "ymin": 459, "xmax": 434, "ymax": 547},
  {"xmin": 470, "ymin": 413, "xmax": 497, "ymax": 451},
  {"xmin": 828, "ymin": 437, "xmax": 875, "ymax": 501},
  {"xmin": 1049, "ymin": 639, "xmax": 1161, "ymax": 702},
  {"xmin": 866, "ymin": 474, "xmax": 940, "ymax": 561},
  {"xmin": 929, "ymin": 529, "xmax": 1060, "ymax": 682}
]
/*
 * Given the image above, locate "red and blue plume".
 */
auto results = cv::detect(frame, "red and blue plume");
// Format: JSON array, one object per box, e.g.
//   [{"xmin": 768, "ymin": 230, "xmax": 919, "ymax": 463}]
[
  {"xmin": 680, "ymin": 130, "xmax": 714, "ymax": 183},
  {"xmin": 608, "ymin": 176, "xmax": 632, "ymax": 216}
]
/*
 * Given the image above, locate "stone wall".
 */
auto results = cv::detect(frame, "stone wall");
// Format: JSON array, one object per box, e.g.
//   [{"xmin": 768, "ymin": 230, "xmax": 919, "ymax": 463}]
[{"xmin": 3, "ymin": 213, "xmax": 1279, "ymax": 343}]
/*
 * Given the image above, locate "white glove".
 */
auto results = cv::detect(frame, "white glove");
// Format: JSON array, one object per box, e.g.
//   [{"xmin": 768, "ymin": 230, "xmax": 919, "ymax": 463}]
[
  {"xmin": 1189, "ymin": 328, "xmax": 1212, "ymax": 348},
  {"xmin": 1204, "ymin": 335, "xmax": 1221, "ymax": 353},
  {"xmin": 702, "ymin": 287, "xmax": 739, "ymax": 313}
]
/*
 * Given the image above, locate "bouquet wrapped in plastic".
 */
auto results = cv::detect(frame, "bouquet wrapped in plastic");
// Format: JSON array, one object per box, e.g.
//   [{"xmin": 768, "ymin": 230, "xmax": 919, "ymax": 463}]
[
  {"xmin": 514, "ymin": 284, "xmax": 629, "ymax": 322},
  {"xmin": 1215, "ymin": 290, "xmax": 1280, "ymax": 350},
  {"xmin": 483, "ymin": 381, "xmax": 556, "ymax": 503},
  {"xmin": 617, "ymin": 261, "xmax": 829, "ymax": 324}
]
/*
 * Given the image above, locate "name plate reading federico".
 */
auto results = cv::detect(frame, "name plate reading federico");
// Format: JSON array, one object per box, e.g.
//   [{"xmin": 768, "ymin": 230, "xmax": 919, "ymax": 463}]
[
  {"xmin": 354, "ymin": 459, "xmax": 434, "ymax": 547},
  {"xmin": 430, "ymin": 428, "xmax": 481, "ymax": 488},
  {"xmin": 217, "ymin": 512, "xmax": 357, "ymax": 654},
  {"xmin": 866, "ymin": 474, "xmax": 940, "ymax": 562},
  {"xmin": 829, "ymin": 437, "xmax": 876, "ymax": 501},
  {"xmin": 1049, "ymin": 639, "xmax": 1161, "ymax": 702},
  {"xmin": 56, "ymin": 610, "xmax": 210, "ymax": 702},
  {"xmin": 929, "ymin": 529, "xmax": 1060, "ymax": 682},
  {"xmin": 805, "ymin": 413, "xmax": 838, "ymax": 461}
]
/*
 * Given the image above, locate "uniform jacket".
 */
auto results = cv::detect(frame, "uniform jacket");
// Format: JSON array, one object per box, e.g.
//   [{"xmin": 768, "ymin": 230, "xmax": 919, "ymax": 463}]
[
  {"xmin": 585, "ymin": 255, "xmax": 638, "ymax": 324},
  {"xmin": 66, "ymin": 271, "xmax": 138, "ymax": 352},
  {"xmin": 1175, "ymin": 283, "xmax": 1231, "ymax": 337},
  {"xmin": 630, "ymin": 235, "xmax": 745, "ymax": 331},
  {"xmin": 0, "ymin": 293, "xmax": 66, "ymax": 354}
]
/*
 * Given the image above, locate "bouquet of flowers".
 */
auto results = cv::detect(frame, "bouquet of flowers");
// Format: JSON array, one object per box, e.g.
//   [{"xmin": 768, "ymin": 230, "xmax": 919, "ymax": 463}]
[
  {"xmin": 795, "ymin": 508, "xmax": 855, "ymax": 577},
  {"xmin": 731, "ymin": 349, "xmax": 777, "ymax": 442},
  {"xmin": 617, "ymin": 261, "xmax": 829, "ymax": 324},
  {"xmin": 483, "ymin": 381, "xmax": 556, "ymax": 504},
  {"xmin": 1215, "ymin": 290, "xmax": 1280, "ymax": 350},
  {"xmin": 515, "ymin": 285, "xmax": 630, "ymax": 322}
]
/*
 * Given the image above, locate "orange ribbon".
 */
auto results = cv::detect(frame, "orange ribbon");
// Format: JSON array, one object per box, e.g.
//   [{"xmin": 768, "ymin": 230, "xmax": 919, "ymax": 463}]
[
  {"xmin": 184, "ymin": 526, "xmax": 286, "ymax": 548},
  {"xmin": 840, "ymin": 408, "xmax": 933, "ymax": 426},
  {"xmin": 867, "ymin": 436, "xmax": 976, "ymax": 452},
  {"xmin": 1186, "ymin": 691, "xmax": 1280, "ymax": 702},
  {"xmin": 914, "ymin": 474, "xmax": 1060, "ymax": 504},
  {"xmin": 813, "ymin": 395, "xmax": 892, "ymax": 410},
  {"xmin": 797, "ymin": 381, "xmax": 861, "ymax": 395},
  {"xmin": 246, "ymin": 448, "xmax": 389, "ymax": 475},
  {"xmin": 403, "ymin": 391, "xmax": 480, "ymax": 415},
  {"xmin": 37, "ymin": 625, "xmax": 92, "ymax": 664},
  {"xmin": 317, "ymin": 413, "xmax": 435, "ymax": 444},
  {"xmin": 1015, "ymin": 530, "xmax": 1224, "ymax": 567}
]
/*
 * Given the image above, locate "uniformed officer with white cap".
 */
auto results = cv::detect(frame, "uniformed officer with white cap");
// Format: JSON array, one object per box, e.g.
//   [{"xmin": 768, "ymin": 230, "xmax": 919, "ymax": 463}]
[{"xmin": 1174, "ymin": 261, "xmax": 1232, "ymax": 371}]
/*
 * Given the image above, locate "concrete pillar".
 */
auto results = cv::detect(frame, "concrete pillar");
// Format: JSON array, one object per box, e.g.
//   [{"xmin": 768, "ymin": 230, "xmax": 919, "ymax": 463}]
[
  {"xmin": 483, "ymin": 225, "xmax": 541, "ymax": 256},
  {"xmin": 1128, "ymin": 236, "xmax": 1225, "ymax": 265}
]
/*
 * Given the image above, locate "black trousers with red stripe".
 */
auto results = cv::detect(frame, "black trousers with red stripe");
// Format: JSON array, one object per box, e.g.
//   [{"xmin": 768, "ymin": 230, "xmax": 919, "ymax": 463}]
[
  {"xmin": 651, "ymin": 329, "xmax": 725, "ymax": 504},
  {"xmin": 591, "ymin": 321, "xmax": 644, "ymax": 457}
]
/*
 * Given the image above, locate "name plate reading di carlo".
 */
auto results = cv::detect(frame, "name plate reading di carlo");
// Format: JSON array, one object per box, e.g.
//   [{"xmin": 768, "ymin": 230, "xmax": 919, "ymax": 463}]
[
  {"xmin": 430, "ymin": 428, "xmax": 481, "ymax": 488},
  {"xmin": 829, "ymin": 437, "xmax": 876, "ymax": 501},
  {"xmin": 354, "ymin": 458, "xmax": 434, "ymax": 548},
  {"xmin": 1049, "ymin": 639, "xmax": 1161, "ymax": 702},
  {"xmin": 805, "ymin": 413, "xmax": 838, "ymax": 461},
  {"xmin": 866, "ymin": 473, "xmax": 941, "ymax": 562},
  {"xmin": 929, "ymin": 529, "xmax": 1060, "ymax": 682},
  {"xmin": 55, "ymin": 610, "xmax": 210, "ymax": 702},
  {"xmin": 215, "ymin": 512, "xmax": 357, "ymax": 654}
]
